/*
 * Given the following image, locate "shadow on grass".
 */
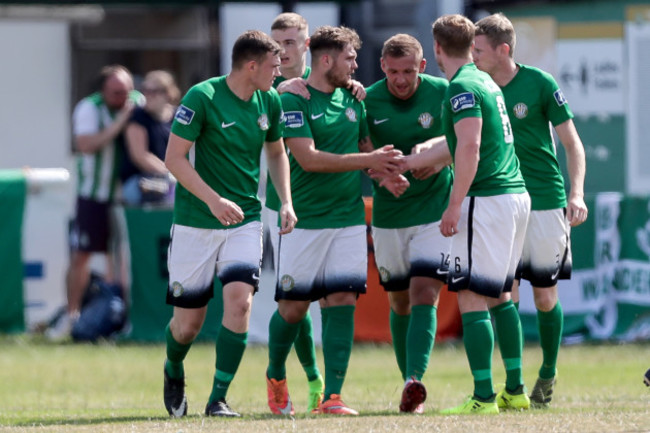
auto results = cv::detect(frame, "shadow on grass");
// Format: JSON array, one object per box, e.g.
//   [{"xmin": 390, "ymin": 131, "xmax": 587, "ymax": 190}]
[
  {"xmin": 12, "ymin": 415, "xmax": 172, "ymax": 427},
  {"xmin": 11, "ymin": 410, "xmax": 407, "ymax": 427}
]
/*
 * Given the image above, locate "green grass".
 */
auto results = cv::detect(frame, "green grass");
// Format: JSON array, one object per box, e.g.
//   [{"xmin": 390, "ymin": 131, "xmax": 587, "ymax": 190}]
[{"xmin": 0, "ymin": 336, "xmax": 649, "ymax": 432}]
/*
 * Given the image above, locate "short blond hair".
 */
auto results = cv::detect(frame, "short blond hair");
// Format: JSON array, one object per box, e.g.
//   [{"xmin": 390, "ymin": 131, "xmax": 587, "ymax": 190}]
[
  {"xmin": 382, "ymin": 33, "xmax": 423, "ymax": 61},
  {"xmin": 271, "ymin": 12, "xmax": 308, "ymax": 33}
]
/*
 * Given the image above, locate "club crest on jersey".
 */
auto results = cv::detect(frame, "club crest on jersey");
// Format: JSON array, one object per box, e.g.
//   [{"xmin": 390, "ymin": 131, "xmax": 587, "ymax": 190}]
[
  {"xmin": 258, "ymin": 113, "xmax": 269, "ymax": 131},
  {"xmin": 378, "ymin": 266, "xmax": 391, "ymax": 283},
  {"xmin": 450, "ymin": 92, "xmax": 475, "ymax": 113},
  {"xmin": 280, "ymin": 274, "xmax": 295, "ymax": 291},
  {"xmin": 513, "ymin": 103, "xmax": 528, "ymax": 119},
  {"xmin": 345, "ymin": 107, "xmax": 357, "ymax": 122},
  {"xmin": 174, "ymin": 105, "xmax": 195, "ymax": 125},
  {"xmin": 171, "ymin": 281, "xmax": 184, "ymax": 297},
  {"xmin": 554, "ymin": 89, "xmax": 567, "ymax": 106},
  {"xmin": 284, "ymin": 111, "xmax": 304, "ymax": 128},
  {"xmin": 418, "ymin": 112, "xmax": 433, "ymax": 129}
]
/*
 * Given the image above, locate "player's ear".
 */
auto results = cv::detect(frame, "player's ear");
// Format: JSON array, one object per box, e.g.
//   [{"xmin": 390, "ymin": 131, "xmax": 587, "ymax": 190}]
[
  {"xmin": 304, "ymin": 37, "xmax": 310, "ymax": 49},
  {"xmin": 419, "ymin": 58, "xmax": 427, "ymax": 73},
  {"xmin": 246, "ymin": 59, "xmax": 257, "ymax": 73}
]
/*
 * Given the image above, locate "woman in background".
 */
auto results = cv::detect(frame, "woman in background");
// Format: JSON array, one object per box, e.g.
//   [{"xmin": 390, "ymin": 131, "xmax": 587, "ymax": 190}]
[{"xmin": 122, "ymin": 70, "xmax": 180, "ymax": 205}]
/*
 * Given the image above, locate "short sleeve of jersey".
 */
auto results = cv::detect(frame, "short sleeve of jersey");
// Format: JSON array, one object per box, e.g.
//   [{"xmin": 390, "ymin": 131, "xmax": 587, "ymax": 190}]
[
  {"xmin": 281, "ymin": 92, "xmax": 312, "ymax": 139},
  {"xmin": 447, "ymin": 81, "xmax": 482, "ymax": 123},
  {"xmin": 73, "ymin": 99, "xmax": 100, "ymax": 136},
  {"xmin": 171, "ymin": 84, "xmax": 207, "ymax": 142},
  {"xmin": 540, "ymin": 71, "xmax": 573, "ymax": 127},
  {"xmin": 265, "ymin": 88, "xmax": 284, "ymax": 142}
]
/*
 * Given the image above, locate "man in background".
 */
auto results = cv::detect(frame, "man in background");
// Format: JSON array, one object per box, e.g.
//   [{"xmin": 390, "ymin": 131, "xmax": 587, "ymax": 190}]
[{"xmin": 48, "ymin": 65, "xmax": 139, "ymax": 340}]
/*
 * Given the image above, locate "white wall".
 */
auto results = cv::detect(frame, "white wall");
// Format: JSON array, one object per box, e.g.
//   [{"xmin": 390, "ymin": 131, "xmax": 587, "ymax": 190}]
[{"xmin": 0, "ymin": 20, "xmax": 74, "ymax": 326}]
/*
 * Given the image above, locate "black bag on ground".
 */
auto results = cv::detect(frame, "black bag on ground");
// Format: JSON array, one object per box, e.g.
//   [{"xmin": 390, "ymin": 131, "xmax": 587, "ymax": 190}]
[{"xmin": 71, "ymin": 274, "xmax": 126, "ymax": 342}]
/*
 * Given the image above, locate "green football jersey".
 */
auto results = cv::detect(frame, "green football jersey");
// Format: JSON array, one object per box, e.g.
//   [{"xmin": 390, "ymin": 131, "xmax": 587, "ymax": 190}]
[
  {"xmin": 442, "ymin": 63, "xmax": 526, "ymax": 196},
  {"xmin": 282, "ymin": 85, "xmax": 368, "ymax": 229},
  {"xmin": 501, "ymin": 64, "xmax": 572, "ymax": 210},
  {"xmin": 171, "ymin": 75, "xmax": 284, "ymax": 229},
  {"xmin": 265, "ymin": 66, "xmax": 312, "ymax": 213},
  {"xmin": 365, "ymin": 74, "xmax": 453, "ymax": 228}
]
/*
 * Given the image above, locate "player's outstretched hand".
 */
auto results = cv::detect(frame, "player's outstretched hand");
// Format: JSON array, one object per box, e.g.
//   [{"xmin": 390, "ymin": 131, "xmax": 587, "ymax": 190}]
[
  {"xmin": 369, "ymin": 145, "xmax": 404, "ymax": 176},
  {"xmin": 276, "ymin": 77, "xmax": 311, "ymax": 99},
  {"xmin": 567, "ymin": 195, "xmax": 588, "ymax": 227},
  {"xmin": 209, "ymin": 197, "xmax": 244, "ymax": 227}
]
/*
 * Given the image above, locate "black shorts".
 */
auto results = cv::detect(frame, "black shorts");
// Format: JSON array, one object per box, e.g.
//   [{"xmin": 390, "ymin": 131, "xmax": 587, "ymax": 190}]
[{"xmin": 70, "ymin": 197, "xmax": 111, "ymax": 253}]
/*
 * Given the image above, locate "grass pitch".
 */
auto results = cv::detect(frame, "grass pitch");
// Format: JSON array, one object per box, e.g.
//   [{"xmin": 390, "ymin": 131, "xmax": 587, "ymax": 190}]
[{"xmin": 0, "ymin": 336, "xmax": 648, "ymax": 432}]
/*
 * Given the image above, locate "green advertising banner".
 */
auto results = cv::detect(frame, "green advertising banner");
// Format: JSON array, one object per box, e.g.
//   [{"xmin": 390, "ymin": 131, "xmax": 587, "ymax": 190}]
[
  {"xmin": 124, "ymin": 207, "xmax": 222, "ymax": 342},
  {"xmin": 0, "ymin": 170, "xmax": 26, "ymax": 333},
  {"xmin": 519, "ymin": 193, "xmax": 650, "ymax": 342}
]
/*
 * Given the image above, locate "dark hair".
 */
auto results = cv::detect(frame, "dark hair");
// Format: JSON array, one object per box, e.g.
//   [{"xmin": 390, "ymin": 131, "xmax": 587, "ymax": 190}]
[
  {"xmin": 432, "ymin": 14, "xmax": 475, "ymax": 58},
  {"xmin": 231, "ymin": 30, "xmax": 281, "ymax": 70},
  {"xmin": 309, "ymin": 25, "xmax": 361, "ymax": 58},
  {"xmin": 475, "ymin": 13, "xmax": 517, "ymax": 58}
]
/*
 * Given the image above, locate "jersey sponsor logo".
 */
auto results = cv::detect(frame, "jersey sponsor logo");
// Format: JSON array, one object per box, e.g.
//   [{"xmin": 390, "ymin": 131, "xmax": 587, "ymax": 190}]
[
  {"xmin": 174, "ymin": 105, "xmax": 195, "ymax": 125},
  {"xmin": 450, "ymin": 92, "xmax": 475, "ymax": 113},
  {"xmin": 221, "ymin": 121, "xmax": 236, "ymax": 128},
  {"xmin": 513, "ymin": 103, "xmax": 528, "ymax": 119},
  {"xmin": 345, "ymin": 107, "xmax": 357, "ymax": 122},
  {"xmin": 258, "ymin": 113, "xmax": 269, "ymax": 131},
  {"xmin": 554, "ymin": 89, "xmax": 567, "ymax": 106},
  {"xmin": 284, "ymin": 111, "xmax": 304, "ymax": 128},
  {"xmin": 311, "ymin": 112, "xmax": 324, "ymax": 120},
  {"xmin": 373, "ymin": 118, "xmax": 389, "ymax": 125},
  {"xmin": 418, "ymin": 112, "xmax": 433, "ymax": 129}
]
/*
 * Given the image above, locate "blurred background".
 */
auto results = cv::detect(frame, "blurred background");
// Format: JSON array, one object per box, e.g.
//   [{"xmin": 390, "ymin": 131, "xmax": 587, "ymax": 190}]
[{"xmin": 1, "ymin": 0, "xmax": 649, "ymax": 345}]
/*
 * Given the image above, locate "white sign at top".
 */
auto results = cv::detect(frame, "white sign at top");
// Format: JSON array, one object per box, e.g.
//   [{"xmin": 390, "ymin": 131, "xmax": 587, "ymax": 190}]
[{"xmin": 556, "ymin": 39, "xmax": 624, "ymax": 115}]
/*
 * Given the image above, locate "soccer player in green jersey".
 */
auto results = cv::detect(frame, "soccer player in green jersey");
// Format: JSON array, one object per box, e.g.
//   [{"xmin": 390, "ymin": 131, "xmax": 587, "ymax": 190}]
[
  {"xmin": 265, "ymin": 25, "xmax": 402, "ymax": 416},
  {"xmin": 364, "ymin": 33, "xmax": 452, "ymax": 413},
  {"xmin": 264, "ymin": 12, "xmax": 324, "ymax": 415},
  {"xmin": 162, "ymin": 30, "xmax": 297, "ymax": 418},
  {"xmin": 418, "ymin": 14, "xmax": 531, "ymax": 414},
  {"xmin": 474, "ymin": 13, "xmax": 588, "ymax": 409},
  {"xmin": 264, "ymin": 13, "xmax": 367, "ymax": 415}
]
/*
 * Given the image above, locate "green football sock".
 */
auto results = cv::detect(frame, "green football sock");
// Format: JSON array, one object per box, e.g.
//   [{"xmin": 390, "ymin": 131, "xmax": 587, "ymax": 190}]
[
  {"xmin": 267, "ymin": 309, "xmax": 301, "ymax": 380},
  {"xmin": 390, "ymin": 309, "xmax": 410, "ymax": 381},
  {"xmin": 208, "ymin": 325, "xmax": 248, "ymax": 403},
  {"xmin": 462, "ymin": 310, "xmax": 495, "ymax": 401},
  {"xmin": 490, "ymin": 300, "xmax": 524, "ymax": 392},
  {"xmin": 406, "ymin": 305, "xmax": 436, "ymax": 381},
  {"xmin": 537, "ymin": 300, "xmax": 563, "ymax": 379},
  {"xmin": 322, "ymin": 305, "xmax": 355, "ymax": 399},
  {"xmin": 294, "ymin": 313, "xmax": 321, "ymax": 382},
  {"xmin": 164, "ymin": 323, "xmax": 192, "ymax": 380}
]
